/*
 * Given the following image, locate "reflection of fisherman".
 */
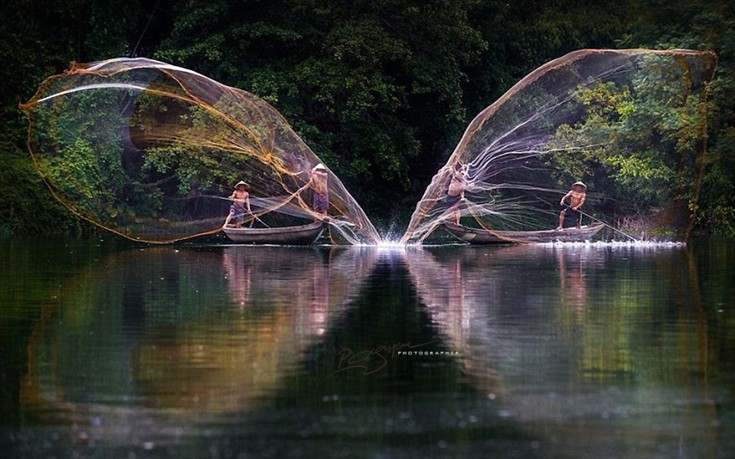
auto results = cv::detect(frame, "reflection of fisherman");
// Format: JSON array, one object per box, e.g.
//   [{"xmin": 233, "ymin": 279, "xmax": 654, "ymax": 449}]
[
  {"xmin": 557, "ymin": 249, "xmax": 587, "ymax": 315},
  {"xmin": 445, "ymin": 163, "xmax": 468, "ymax": 224},
  {"xmin": 223, "ymin": 249, "xmax": 252, "ymax": 306},
  {"xmin": 223, "ymin": 180, "xmax": 253, "ymax": 228},
  {"xmin": 310, "ymin": 265, "xmax": 330, "ymax": 335},
  {"xmin": 556, "ymin": 181, "xmax": 587, "ymax": 230},
  {"xmin": 299, "ymin": 163, "xmax": 329, "ymax": 216}
]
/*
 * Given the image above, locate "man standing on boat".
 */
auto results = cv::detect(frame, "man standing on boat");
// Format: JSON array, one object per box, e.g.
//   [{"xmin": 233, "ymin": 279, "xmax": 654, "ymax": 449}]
[
  {"xmin": 301, "ymin": 163, "xmax": 330, "ymax": 217},
  {"xmin": 556, "ymin": 181, "xmax": 587, "ymax": 230},
  {"xmin": 223, "ymin": 180, "xmax": 253, "ymax": 227},
  {"xmin": 445, "ymin": 163, "xmax": 468, "ymax": 224}
]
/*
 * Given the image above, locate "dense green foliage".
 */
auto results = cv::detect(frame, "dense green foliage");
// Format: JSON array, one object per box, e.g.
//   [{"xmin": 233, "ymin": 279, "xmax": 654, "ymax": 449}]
[
  {"xmin": 620, "ymin": 0, "xmax": 735, "ymax": 235},
  {"xmin": 2, "ymin": 0, "xmax": 734, "ymax": 235},
  {"xmin": 548, "ymin": 54, "xmax": 713, "ymax": 238}
]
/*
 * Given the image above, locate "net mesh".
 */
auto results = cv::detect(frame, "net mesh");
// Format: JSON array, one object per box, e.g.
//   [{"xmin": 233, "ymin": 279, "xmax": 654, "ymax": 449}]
[
  {"xmin": 20, "ymin": 58, "xmax": 380, "ymax": 244},
  {"xmin": 21, "ymin": 51, "xmax": 717, "ymax": 245},
  {"xmin": 400, "ymin": 49, "xmax": 717, "ymax": 243}
]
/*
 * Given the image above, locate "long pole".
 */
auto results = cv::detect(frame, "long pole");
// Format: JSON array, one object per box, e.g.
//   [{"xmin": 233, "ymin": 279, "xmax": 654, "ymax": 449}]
[
  {"xmin": 579, "ymin": 210, "xmax": 638, "ymax": 242},
  {"xmin": 251, "ymin": 214, "xmax": 271, "ymax": 228}
]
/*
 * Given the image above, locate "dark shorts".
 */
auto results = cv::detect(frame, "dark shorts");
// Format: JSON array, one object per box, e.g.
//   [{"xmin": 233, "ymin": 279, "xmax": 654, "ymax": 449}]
[
  {"xmin": 444, "ymin": 194, "xmax": 461, "ymax": 208},
  {"xmin": 313, "ymin": 192, "xmax": 329, "ymax": 213},
  {"xmin": 229, "ymin": 204, "xmax": 247, "ymax": 223},
  {"xmin": 562, "ymin": 205, "xmax": 580, "ymax": 220}
]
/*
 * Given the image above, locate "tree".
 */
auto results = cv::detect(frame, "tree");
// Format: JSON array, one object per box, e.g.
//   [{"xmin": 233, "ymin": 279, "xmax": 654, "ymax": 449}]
[
  {"xmin": 549, "ymin": 53, "xmax": 715, "ymax": 238},
  {"xmin": 155, "ymin": 0, "xmax": 487, "ymax": 221},
  {"xmin": 620, "ymin": 0, "xmax": 735, "ymax": 235},
  {"xmin": 0, "ymin": 0, "xmax": 172, "ymax": 234}
]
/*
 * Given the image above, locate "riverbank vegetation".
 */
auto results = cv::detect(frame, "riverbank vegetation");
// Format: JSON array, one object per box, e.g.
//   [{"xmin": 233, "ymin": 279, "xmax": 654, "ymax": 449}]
[{"xmin": 1, "ymin": 0, "xmax": 733, "ymax": 237}]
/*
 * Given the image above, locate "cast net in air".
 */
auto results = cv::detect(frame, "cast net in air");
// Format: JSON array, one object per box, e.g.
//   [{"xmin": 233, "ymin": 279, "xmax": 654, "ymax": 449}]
[
  {"xmin": 401, "ymin": 49, "xmax": 718, "ymax": 244},
  {"xmin": 20, "ymin": 58, "xmax": 380, "ymax": 244}
]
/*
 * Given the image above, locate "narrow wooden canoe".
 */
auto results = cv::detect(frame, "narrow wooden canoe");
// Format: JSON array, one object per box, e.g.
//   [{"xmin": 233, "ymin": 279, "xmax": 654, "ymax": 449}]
[
  {"xmin": 223, "ymin": 221, "xmax": 326, "ymax": 245},
  {"xmin": 443, "ymin": 222, "xmax": 605, "ymax": 244}
]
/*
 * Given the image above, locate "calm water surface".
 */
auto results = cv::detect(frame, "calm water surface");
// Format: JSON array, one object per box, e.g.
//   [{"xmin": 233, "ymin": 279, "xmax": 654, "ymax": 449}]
[{"xmin": 1, "ymin": 237, "xmax": 733, "ymax": 458}]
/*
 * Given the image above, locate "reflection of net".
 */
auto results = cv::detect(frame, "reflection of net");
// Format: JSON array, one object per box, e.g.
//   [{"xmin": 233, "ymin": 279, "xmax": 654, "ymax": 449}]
[
  {"xmin": 401, "ymin": 49, "xmax": 718, "ymax": 243},
  {"xmin": 20, "ymin": 246, "xmax": 380, "ymax": 421},
  {"xmin": 20, "ymin": 58, "xmax": 379, "ymax": 244}
]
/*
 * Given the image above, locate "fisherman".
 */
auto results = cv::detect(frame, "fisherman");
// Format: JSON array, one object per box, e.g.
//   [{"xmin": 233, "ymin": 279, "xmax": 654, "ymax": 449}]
[
  {"xmin": 445, "ymin": 163, "xmax": 468, "ymax": 224},
  {"xmin": 556, "ymin": 181, "xmax": 587, "ymax": 230},
  {"xmin": 300, "ymin": 163, "xmax": 330, "ymax": 216},
  {"xmin": 223, "ymin": 180, "xmax": 253, "ymax": 227}
]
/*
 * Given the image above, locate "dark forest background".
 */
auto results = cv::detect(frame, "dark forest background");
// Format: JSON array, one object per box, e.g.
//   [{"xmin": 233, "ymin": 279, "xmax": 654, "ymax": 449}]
[{"xmin": 2, "ymin": 0, "xmax": 734, "ymax": 236}]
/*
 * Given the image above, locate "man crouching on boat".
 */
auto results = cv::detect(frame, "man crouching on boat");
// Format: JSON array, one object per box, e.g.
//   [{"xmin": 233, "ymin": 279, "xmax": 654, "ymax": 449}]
[
  {"xmin": 556, "ymin": 181, "xmax": 586, "ymax": 230},
  {"xmin": 223, "ymin": 180, "xmax": 253, "ymax": 227}
]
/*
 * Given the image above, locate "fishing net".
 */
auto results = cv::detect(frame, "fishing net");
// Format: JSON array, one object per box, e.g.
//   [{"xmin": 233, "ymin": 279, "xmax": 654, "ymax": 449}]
[
  {"xmin": 401, "ymin": 49, "xmax": 718, "ymax": 243},
  {"xmin": 20, "ymin": 58, "xmax": 380, "ymax": 244}
]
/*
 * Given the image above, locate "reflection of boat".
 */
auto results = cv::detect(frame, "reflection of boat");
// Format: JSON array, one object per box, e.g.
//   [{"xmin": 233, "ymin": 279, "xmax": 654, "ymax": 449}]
[
  {"xmin": 20, "ymin": 245, "xmax": 380, "ymax": 426},
  {"xmin": 223, "ymin": 221, "xmax": 325, "ymax": 244},
  {"xmin": 443, "ymin": 222, "xmax": 605, "ymax": 244}
]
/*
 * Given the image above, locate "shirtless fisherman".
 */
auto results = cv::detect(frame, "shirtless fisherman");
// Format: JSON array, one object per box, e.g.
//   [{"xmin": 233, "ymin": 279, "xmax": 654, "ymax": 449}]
[
  {"xmin": 556, "ymin": 181, "xmax": 587, "ymax": 230},
  {"xmin": 223, "ymin": 180, "xmax": 253, "ymax": 227},
  {"xmin": 445, "ymin": 163, "xmax": 468, "ymax": 224}
]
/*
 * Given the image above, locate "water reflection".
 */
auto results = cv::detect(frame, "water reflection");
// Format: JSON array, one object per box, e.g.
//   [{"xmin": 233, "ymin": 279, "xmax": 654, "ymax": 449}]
[
  {"xmin": 20, "ymin": 246, "xmax": 378, "ymax": 439},
  {"xmin": 557, "ymin": 247, "xmax": 587, "ymax": 314},
  {"xmin": 404, "ymin": 244, "xmax": 722, "ymax": 458},
  {"xmin": 405, "ymin": 245, "xmax": 604, "ymax": 397},
  {"xmin": 4, "ymin": 240, "xmax": 734, "ymax": 458}
]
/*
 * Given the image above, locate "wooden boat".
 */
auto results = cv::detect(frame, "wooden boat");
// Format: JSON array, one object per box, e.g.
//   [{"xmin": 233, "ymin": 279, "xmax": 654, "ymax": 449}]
[
  {"xmin": 443, "ymin": 221, "xmax": 605, "ymax": 244},
  {"xmin": 223, "ymin": 221, "xmax": 326, "ymax": 245}
]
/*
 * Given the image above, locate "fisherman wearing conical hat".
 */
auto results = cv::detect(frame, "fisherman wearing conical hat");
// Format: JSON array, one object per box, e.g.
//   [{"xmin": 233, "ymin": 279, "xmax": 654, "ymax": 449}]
[
  {"xmin": 223, "ymin": 180, "xmax": 253, "ymax": 227},
  {"xmin": 298, "ymin": 163, "xmax": 330, "ymax": 217},
  {"xmin": 556, "ymin": 181, "xmax": 587, "ymax": 230}
]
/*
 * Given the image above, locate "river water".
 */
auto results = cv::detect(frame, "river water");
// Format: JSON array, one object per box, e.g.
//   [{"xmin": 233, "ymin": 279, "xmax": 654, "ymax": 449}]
[{"xmin": 1, "ymin": 236, "xmax": 733, "ymax": 458}]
